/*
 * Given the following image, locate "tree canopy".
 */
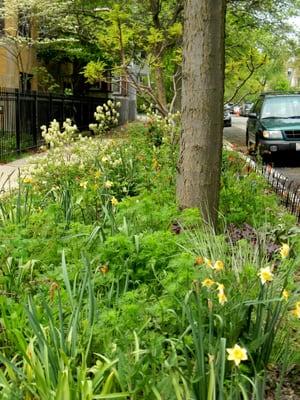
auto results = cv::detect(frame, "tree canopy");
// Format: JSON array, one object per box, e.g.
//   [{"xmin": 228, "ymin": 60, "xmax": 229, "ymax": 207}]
[{"xmin": 0, "ymin": 0, "xmax": 299, "ymax": 100}]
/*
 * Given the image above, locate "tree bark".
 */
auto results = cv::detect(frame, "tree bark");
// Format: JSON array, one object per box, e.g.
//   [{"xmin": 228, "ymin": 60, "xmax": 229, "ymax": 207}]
[
  {"xmin": 176, "ymin": 0, "xmax": 226, "ymax": 228},
  {"xmin": 154, "ymin": 64, "xmax": 167, "ymax": 109}
]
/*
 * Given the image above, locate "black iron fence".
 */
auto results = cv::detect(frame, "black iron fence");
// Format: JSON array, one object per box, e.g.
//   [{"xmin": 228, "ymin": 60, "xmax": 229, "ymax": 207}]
[
  {"xmin": 0, "ymin": 88, "xmax": 107, "ymax": 158},
  {"xmin": 261, "ymin": 164, "xmax": 300, "ymax": 221},
  {"xmin": 224, "ymin": 142, "xmax": 300, "ymax": 222},
  {"xmin": 242, "ymin": 154, "xmax": 300, "ymax": 221}
]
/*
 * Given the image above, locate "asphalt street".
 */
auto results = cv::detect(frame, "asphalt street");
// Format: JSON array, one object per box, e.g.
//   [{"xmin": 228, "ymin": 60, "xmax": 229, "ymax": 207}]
[{"xmin": 223, "ymin": 116, "xmax": 300, "ymax": 187}]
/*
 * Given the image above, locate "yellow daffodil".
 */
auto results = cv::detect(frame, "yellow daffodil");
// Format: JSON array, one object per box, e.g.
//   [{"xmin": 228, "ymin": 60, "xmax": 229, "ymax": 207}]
[
  {"xmin": 111, "ymin": 196, "xmax": 118, "ymax": 206},
  {"xmin": 79, "ymin": 181, "xmax": 88, "ymax": 189},
  {"xmin": 214, "ymin": 260, "xmax": 224, "ymax": 271},
  {"xmin": 292, "ymin": 302, "xmax": 300, "ymax": 318},
  {"xmin": 204, "ymin": 258, "xmax": 212, "ymax": 268},
  {"xmin": 23, "ymin": 176, "xmax": 34, "ymax": 184},
  {"xmin": 201, "ymin": 278, "xmax": 215, "ymax": 288},
  {"xmin": 216, "ymin": 282, "xmax": 225, "ymax": 292},
  {"xmin": 280, "ymin": 243, "xmax": 290, "ymax": 259},
  {"xmin": 152, "ymin": 158, "xmax": 160, "ymax": 170},
  {"xmin": 282, "ymin": 289, "xmax": 289, "ymax": 301},
  {"xmin": 218, "ymin": 291, "xmax": 228, "ymax": 305},
  {"xmin": 104, "ymin": 180, "xmax": 113, "ymax": 189},
  {"xmin": 258, "ymin": 266, "xmax": 273, "ymax": 285},
  {"xmin": 227, "ymin": 344, "xmax": 248, "ymax": 366}
]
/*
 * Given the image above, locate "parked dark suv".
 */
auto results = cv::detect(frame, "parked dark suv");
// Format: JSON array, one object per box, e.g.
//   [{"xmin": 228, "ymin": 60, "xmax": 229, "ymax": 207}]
[{"xmin": 246, "ymin": 92, "xmax": 300, "ymax": 155}]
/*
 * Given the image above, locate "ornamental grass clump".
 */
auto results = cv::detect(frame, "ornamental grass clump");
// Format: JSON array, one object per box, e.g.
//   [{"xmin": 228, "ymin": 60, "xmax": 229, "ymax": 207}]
[{"xmin": 180, "ymin": 233, "xmax": 299, "ymax": 398}]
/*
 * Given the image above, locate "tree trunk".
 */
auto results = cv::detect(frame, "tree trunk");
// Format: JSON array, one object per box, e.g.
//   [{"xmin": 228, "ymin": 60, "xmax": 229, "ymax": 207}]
[
  {"xmin": 173, "ymin": 65, "xmax": 182, "ymax": 112},
  {"xmin": 176, "ymin": 0, "xmax": 226, "ymax": 228},
  {"xmin": 154, "ymin": 64, "xmax": 167, "ymax": 109}
]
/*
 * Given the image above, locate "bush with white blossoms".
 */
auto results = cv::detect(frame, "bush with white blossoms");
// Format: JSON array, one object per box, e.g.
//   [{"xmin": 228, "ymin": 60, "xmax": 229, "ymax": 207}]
[
  {"xmin": 89, "ymin": 100, "xmax": 121, "ymax": 135},
  {"xmin": 41, "ymin": 118, "xmax": 78, "ymax": 148}
]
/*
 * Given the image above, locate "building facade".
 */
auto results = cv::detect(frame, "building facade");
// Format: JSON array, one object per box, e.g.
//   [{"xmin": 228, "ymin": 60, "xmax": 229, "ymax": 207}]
[{"xmin": 0, "ymin": 1, "xmax": 38, "ymax": 91}]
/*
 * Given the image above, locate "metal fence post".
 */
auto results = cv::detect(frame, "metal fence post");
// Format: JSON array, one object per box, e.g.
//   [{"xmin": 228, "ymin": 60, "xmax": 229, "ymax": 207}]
[
  {"xmin": 49, "ymin": 93, "xmax": 53, "ymax": 122},
  {"xmin": 15, "ymin": 88, "xmax": 21, "ymax": 154},
  {"xmin": 33, "ymin": 91, "xmax": 38, "ymax": 146}
]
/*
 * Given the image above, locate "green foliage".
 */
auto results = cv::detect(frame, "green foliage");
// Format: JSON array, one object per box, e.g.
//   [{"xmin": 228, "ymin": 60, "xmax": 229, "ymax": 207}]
[
  {"xmin": 220, "ymin": 151, "xmax": 286, "ymax": 227},
  {"xmin": 270, "ymin": 76, "xmax": 292, "ymax": 91},
  {"xmin": 82, "ymin": 60, "xmax": 106, "ymax": 84},
  {"xmin": 224, "ymin": 5, "xmax": 297, "ymax": 103},
  {"xmin": 32, "ymin": 66, "xmax": 60, "ymax": 93},
  {"xmin": 0, "ymin": 122, "xmax": 299, "ymax": 398}
]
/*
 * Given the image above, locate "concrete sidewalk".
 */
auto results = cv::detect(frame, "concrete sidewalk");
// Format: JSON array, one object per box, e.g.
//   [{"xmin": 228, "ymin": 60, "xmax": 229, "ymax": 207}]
[{"xmin": 0, "ymin": 154, "xmax": 43, "ymax": 193}]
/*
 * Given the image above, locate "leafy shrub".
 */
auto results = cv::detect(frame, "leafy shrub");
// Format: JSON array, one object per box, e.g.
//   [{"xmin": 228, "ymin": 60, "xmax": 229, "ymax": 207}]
[{"xmin": 220, "ymin": 151, "xmax": 286, "ymax": 227}]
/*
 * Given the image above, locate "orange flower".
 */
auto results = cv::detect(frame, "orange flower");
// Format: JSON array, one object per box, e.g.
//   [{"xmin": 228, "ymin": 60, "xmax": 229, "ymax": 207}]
[
  {"xmin": 195, "ymin": 256, "xmax": 204, "ymax": 266},
  {"xmin": 100, "ymin": 264, "xmax": 109, "ymax": 274}
]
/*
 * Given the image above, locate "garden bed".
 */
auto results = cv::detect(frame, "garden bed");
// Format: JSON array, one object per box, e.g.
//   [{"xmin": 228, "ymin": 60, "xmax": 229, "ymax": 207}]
[{"xmin": 0, "ymin": 114, "xmax": 299, "ymax": 399}]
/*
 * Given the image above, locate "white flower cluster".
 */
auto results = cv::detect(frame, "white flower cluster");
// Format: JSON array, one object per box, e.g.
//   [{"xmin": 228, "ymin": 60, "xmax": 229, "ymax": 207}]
[
  {"xmin": 146, "ymin": 106, "xmax": 180, "ymax": 129},
  {"xmin": 41, "ymin": 118, "xmax": 78, "ymax": 148},
  {"xmin": 89, "ymin": 100, "xmax": 121, "ymax": 135},
  {"xmin": 22, "ymin": 136, "xmax": 117, "ymax": 186},
  {"xmin": 144, "ymin": 104, "xmax": 181, "ymax": 144}
]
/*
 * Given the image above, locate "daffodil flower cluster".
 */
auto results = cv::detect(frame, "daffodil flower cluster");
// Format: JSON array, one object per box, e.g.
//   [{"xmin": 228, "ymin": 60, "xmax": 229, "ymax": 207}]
[
  {"xmin": 89, "ymin": 100, "xmax": 121, "ymax": 135},
  {"xmin": 203, "ymin": 257, "xmax": 224, "ymax": 271},
  {"xmin": 201, "ymin": 278, "xmax": 228, "ymax": 306}
]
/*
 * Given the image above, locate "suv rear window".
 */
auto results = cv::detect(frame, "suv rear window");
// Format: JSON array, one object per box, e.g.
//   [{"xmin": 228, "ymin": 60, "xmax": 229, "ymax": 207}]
[{"xmin": 261, "ymin": 96, "xmax": 300, "ymax": 119}]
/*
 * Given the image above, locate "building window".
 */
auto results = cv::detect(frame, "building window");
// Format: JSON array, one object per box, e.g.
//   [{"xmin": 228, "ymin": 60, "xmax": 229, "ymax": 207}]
[
  {"xmin": 112, "ymin": 76, "xmax": 127, "ymax": 96},
  {"xmin": 18, "ymin": 8, "xmax": 31, "ymax": 37},
  {"xmin": 20, "ymin": 73, "xmax": 33, "ymax": 92},
  {"xmin": 0, "ymin": 18, "xmax": 4, "ymax": 35},
  {"xmin": 0, "ymin": 0, "xmax": 4, "ymax": 35},
  {"xmin": 89, "ymin": 72, "xmax": 112, "ymax": 93}
]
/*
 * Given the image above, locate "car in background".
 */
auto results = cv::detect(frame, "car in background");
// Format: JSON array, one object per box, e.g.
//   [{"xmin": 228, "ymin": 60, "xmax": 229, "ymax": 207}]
[
  {"xmin": 246, "ymin": 92, "xmax": 300, "ymax": 156},
  {"xmin": 224, "ymin": 102, "xmax": 234, "ymax": 114},
  {"xmin": 224, "ymin": 109, "xmax": 232, "ymax": 127},
  {"xmin": 233, "ymin": 105, "xmax": 241, "ymax": 115},
  {"xmin": 240, "ymin": 102, "xmax": 253, "ymax": 116}
]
